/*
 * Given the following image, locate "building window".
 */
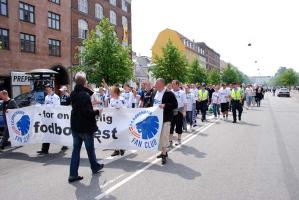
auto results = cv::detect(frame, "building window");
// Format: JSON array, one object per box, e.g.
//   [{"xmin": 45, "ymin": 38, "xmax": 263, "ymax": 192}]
[
  {"xmin": 78, "ymin": 0, "xmax": 88, "ymax": 13},
  {"xmin": 48, "ymin": 12, "xmax": 60, "ymax": 30},
  {"xmin": 78, "ymin": 19, "xmax": 88, "ymax": 39},
  {"xmin": 95, "ymin": 3, "xmax": 103, "ymax": 19},
  {"xmin": 110, "ymin": 10, "xmax": 116, "ymax": 25},
  {"xmin": 121, "ymin": 0, "xmax": 128, "ymax": 12},
  {"xmin": 78, "ymin": 46, "xmax": 85, "ymax": 64},
  {"xmin": 122, "ymin": 16, "xmax": 128, "ymax": 27},
  {"xmin": 20, "ymin": 33, "xmax": 35, "ymax": 53},
  {"xmin": 49, "ymin": 0, "xmax": 60, "ymax": 4},
  {"xmin": 0, "ymin": 0, "xmax": 8, "ymax": 16},
  {"xmin": 19, "ymin": 2, "xmax": 35, "ymax": 23},
  {"xmin": 0, "ymin": 28, "xmax": 9, "ymax": 50},
  {"xmin": 109, "ymin": 0, "xmax": 116, "ymax": 6},
  {"xmin": 48, "ymin": 39, "xmax": 61, "ymax": 56}
]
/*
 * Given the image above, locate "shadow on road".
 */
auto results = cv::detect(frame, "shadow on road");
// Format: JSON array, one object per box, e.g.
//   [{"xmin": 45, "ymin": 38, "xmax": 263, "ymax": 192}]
[
  {"xmin": 71, "ymin": 174, "xmax": 116, "ymax": 200},
  {"xmin": 177, "ymin": 145, "xmax": 207, "ymax": 159}
]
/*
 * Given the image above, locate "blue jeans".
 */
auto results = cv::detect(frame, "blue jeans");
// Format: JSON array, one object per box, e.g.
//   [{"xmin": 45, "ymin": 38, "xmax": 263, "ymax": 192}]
[
  {"xmin": 70, "ymin": 131, "xmax": 100, "ymax": 177},
  {"xmin": 186, "ymin": 111, "xmax": 193, "ymax": 126},
  {"xmin": 212, "ymin": 104, "xmax": 219, "ymax": 117}
]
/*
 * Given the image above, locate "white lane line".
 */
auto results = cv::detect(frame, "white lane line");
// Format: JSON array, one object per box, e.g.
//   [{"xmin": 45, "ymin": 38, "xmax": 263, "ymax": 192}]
[{"xmin": 94, "ymin": 118, "xmax": 219, "ymax": 200}]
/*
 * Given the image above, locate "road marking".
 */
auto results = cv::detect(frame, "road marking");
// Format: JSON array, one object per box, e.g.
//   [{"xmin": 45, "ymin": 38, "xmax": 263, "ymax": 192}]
[{"xmin": 94, "ymin": 118, "xmax": 219, "ymax": 200}]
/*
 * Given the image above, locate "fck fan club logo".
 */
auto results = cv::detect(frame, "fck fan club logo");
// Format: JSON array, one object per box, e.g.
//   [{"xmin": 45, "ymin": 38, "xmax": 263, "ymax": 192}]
[
  {"xmin": 11, "ymin": 111, "xmax": 31, "ymax": 143},
  {"xmin": 129, "ymin": 110, "xmax": 160, "ymax": 149}
]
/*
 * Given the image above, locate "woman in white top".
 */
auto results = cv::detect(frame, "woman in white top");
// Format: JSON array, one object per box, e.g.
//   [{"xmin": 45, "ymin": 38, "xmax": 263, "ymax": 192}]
[{"xmin": 109, "ymin": 86, "xmax": 125, "ymax": 157}]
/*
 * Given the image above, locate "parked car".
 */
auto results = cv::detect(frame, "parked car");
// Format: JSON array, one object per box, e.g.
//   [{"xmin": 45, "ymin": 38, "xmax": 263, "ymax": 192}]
[
  {"xmin": 277, "ymin": 88, "xmax": 290, "ymax": 97},
  {"xmin": 14, "ymin": 91, "xmax": 46, "ymax": 107},
  {"xmin": 0, "ymin": 100, "xmax": 5, "ymax": 134}
]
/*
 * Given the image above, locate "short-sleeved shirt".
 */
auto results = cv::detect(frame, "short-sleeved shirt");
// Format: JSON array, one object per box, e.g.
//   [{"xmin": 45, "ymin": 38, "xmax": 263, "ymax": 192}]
[
  {"xmin": 211, "ymin": 91, "xmax": 220, "ymax": 104},
  {"xmin": 191, "ymin": 88, "xmax": 199, "ymax": 101},
  {"xmin": 121, "ymin": 91, "xmax": 134, "ymax": 108},
  {"xmin": 186, "ymin": 92, "xmax": 195, "ymax": 111},
  {"xmin": 45, "ymin": 93, "xmax": 60, "ymax": 105},
  {"xmin": 219, "ymin": 88, "xmax": 229, "ymax": 103},
  {"xmin": 172, "ymin": 89, "xmax": 187, "ymax": 108},
  {"xmin": 153, "ymin": 88, "xmax": 166, "ymax": 106},
  {"xmin": 109, "ymin": 97, "xmax": 125, "ymax": 109}
]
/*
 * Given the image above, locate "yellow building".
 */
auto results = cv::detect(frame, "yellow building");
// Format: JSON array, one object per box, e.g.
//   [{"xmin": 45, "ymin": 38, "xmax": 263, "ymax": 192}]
[{"xmin": 152, "ymin": 28, "xmax": 207, "ymax": 66}]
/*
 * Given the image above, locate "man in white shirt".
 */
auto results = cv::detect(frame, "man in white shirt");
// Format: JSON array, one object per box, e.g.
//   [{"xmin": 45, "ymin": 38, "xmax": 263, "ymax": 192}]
[
  {"xmin": 219, "ymin": 83, "xmax": 230, "ymax": 119},
  {"xmin": 185, "ymin": 85, "xmax": 195, "ymax": 131},
  {"xmin": 37, "ymin": 83, "xmax": 63, "ymax": 155},
  {"xmin": 170, "ymin": 80, "xmax": 187, "ymax": 146}
]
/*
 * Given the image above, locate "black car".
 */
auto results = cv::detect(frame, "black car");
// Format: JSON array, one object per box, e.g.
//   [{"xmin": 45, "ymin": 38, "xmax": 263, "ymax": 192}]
[{"xmin": 14, "ymin": 91, "xmax": 46, "ymax": 107}]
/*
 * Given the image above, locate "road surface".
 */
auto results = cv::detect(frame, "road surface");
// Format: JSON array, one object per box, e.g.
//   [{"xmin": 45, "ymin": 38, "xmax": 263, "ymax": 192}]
[{"xmin": 1, "ymin": 92, "xmax": 299, "ymax": 200}]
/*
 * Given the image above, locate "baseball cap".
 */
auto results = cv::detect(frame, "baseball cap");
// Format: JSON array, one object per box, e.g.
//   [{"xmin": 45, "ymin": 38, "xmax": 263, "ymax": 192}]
[{"xmin": 44, "ymin": 83, "xmax": 54, "ymax": 88}]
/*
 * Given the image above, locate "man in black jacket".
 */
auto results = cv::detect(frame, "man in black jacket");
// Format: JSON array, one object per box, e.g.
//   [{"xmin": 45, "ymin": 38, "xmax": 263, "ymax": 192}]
[
  {"xmin": 68, "ymin": 72, "xmax": 104, "ymax": 183},
  {"xmin": 0, "ymin": 90, "xmax": 18, "ymax": 149},
  {"xmin": 150, "ymin": 78, "xmax": 178, "ymax": 165}
]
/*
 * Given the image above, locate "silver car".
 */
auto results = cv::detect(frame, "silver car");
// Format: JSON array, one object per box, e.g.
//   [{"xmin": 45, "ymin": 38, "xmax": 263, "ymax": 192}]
[{"xmin": 277, "ymin": 88, "xmax": 290, "ymax": 97}]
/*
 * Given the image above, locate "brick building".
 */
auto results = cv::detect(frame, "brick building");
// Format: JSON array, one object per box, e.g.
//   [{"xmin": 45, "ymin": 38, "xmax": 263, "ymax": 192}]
[
  {"xmin": 0, "ymin": 0, "xmax": 71, "ymax": 95},
  {"xmin": 197, "ymin": 42, "xmax": 220, "ymax": 70},
  {"xmin": 0, "ymin": 0, "xmax": 132, "ymax": 96},
  {"xmin": 71, "ymin": 0, "xmax": 132, "ymax": 65}
]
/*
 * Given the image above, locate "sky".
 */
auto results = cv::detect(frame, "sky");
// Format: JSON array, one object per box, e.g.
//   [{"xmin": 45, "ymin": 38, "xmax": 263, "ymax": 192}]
[{"xmin": 131, "ymin": 0, "xmax": 299, "ymax": 77}]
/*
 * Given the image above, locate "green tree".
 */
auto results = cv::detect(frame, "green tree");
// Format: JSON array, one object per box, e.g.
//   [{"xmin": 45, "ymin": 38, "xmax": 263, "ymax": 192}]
[
  {"xmin": 275, "ymin": 68, "xmax": 298, "ymax": 87},
  {"xmin": 151, "ymin": 39, "xmax": 188, "ymax": 83},
  {"xmin": 187, "ymin": 59, "xmax": 208, "ymax": 84},
  {"xmin": 73, "ymin": 18, "xmax": 134, "ymax": 85},
  {"xmin": 221, "ymin": 63, "xmax": 239, "ymax": 83},
  {"xmin": 208, "ymin": 68, "xmax": 221, "ymax": 84}
]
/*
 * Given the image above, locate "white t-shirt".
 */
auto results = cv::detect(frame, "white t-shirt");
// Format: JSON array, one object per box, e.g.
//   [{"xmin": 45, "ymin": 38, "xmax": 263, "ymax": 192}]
[
  {"xmin": 186, "ymin": 92, "xmax": 195, "ymax": 111},
  {"xmin": 172, "ymin": 89, "xmax": 187, "ymax": 108},
  {"xmin": 45, "ymin": 92, "xmax": 60, "ymax": 105},
  {"xmin": 91, "ymin": 92, "xmax": 106, "ymax": 108},
  {"xmin": 153, "ymin": 88, "xmax": 166, "ymax": 106},
  {"xmin": 121, "ymin": 91, "xmax": 134, "ymax": 108},
  {"xmin": 211, "ymin": 91, "xmax": 220, "ymax": 104},
  {"xmin": 245, "ymin": 87, "xmax": 254, "ymax": 97},
  {"xmin": 191, "ymin": 88, "xmax": 199, "ymax": 101},
  {"xmin": 219, "ymin": 88, "xmax": 229, "ymax": 103},
  {"xmin": 109, "ymin": 97, "xmax": 125, "ymax": 109}
]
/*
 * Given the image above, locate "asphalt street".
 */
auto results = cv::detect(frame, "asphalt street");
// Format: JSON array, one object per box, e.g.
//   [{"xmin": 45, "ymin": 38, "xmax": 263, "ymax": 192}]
[{"xmin": 1, "ymin": 92, "xmax": 299, "ymax": 200}]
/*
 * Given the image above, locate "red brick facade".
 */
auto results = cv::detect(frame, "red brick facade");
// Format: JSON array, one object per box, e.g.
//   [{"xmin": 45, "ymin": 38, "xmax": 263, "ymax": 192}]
[{"xmin": 0, "ymin": 0, "xmax": 71, "ymax": 76}]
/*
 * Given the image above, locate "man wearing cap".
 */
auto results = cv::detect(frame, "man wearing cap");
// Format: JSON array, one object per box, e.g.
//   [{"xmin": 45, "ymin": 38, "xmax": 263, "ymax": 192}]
[
  {"xmin": 230, "ymin": 82, "xmax": 243, "ymax": 123},
  {"xmin": 198, "ymin": 83, "xmax": 209, "ymax": 122},
  {"xmin": 37, "ymin": 83, "xmax": 61, "ymax": 155}
]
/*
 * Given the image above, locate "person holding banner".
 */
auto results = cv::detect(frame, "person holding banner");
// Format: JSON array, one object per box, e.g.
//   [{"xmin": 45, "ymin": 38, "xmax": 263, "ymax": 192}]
[
  {"xmin": 109, "ymin": 86, "xmax": 126, "ymax": 157},
  {"xmin": 69, "ymin": 72, "xmax": 104, "ymax": 183},
  {"xmin": 0, "ymin": 90, "xmax": 18, "ymax": 149},
  {"xmin": 37, "ymin": 83, "xmax": 62, "ymax": 155},
  {"xmin": 151, "ymin": 78, "xmax": 178, "ymax": 165}
]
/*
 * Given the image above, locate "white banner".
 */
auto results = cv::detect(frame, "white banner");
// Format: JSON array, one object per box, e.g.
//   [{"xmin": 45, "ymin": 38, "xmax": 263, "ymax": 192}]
[{"xmin": 6, "ymin": 106, "xmax": 163, "ymax": 151}]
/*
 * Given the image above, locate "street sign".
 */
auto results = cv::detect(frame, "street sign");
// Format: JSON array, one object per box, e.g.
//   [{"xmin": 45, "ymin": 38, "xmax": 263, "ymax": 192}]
[{"xmin": 11, "ymin": 72, "xmax": 31, "ymax": 86}]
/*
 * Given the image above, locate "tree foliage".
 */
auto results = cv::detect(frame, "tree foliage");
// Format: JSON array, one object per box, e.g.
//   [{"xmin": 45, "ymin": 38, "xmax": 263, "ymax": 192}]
[
  {"xmin": 151, "ymin": 39, "xmax": 188, "ymax": 83},
  {"xmin": 274, "ymin": 68, "xmax": 298, "ymax": 86},
  {"xmin": 186, "ymin": 59, "xmax": 208, "ymax": 84},
  {"xmin": 73, "ymin": 18, "xmax": 134, "ymax": 85},
  {"xmin": 207, "ymin": 68, "xmax": 221, "ymax": 84},
  {"xmin": 221, "ymin": 63, "xmax": 239, "ymax": 83}
]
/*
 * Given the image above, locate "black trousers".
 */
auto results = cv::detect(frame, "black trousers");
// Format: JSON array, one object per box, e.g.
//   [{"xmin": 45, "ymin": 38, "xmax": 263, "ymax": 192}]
[
  {"xmin": 196, "ymin": 100, "xmax": 200, "ymax": 115},
  {"xmin": 170, "ymin": 111, "xmax": 183, "ymax": 135},
  {"xmin": 41, "ymin": 143, "xmax": 50, "ymax": 152},
  {"xmin": 199, "ymin": 100, "xmax": 208, "ymax": 120},
  {"xmin": 231, "ymin": 100, "xmax": 243, "ymax": 121}
]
